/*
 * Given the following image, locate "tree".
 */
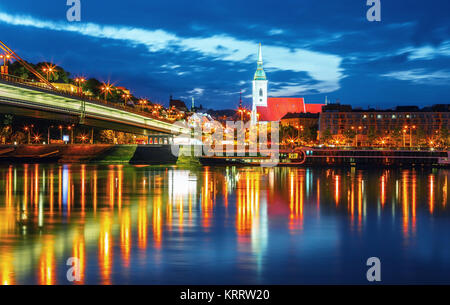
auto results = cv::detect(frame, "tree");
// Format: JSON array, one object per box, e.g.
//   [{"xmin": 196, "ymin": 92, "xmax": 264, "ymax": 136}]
[
  {"xmin": 116, "ymin": 132, "xmax": 135, "ymax": 144},
  {"xmin": 321, "ymin": 128, "xmax": 332, "ymax": 144},
  {"xmin": 367, "ymin": 127, "xmax": 378, "ymax": 147},
  {"xmin": 299, "ymin": 125, "xmax": 318, "ymax": 144},
  {"xmin": 438, "ymin": 127, "xmax": 449, "ymax": 148},
  {"xmin": 391, "ymin": 128, "xmax": 403, "ymax": 147},
  {"xmin": 100, "ymin": 130, "xmax": 115, "ymax": 144},
  {"xmin": 280, "ymin": 125, "xmax": 296, "ymax": 144},
  {"xmin": 343, "ymin": 129, "xmax": 356, "ymax": 146},
  {"xmin": 35, "ymin": 62, "xmax": 70, "ymax": 83},
  {"xmin": 11, "ymin": 131, "xmax": 26, "ymax": 144},
  {"xmin": 8, "ymin": 61, "xmax": 32, "ymax": 79},
  {"xmin": 415, "ymin": 127, "xmax": 427, "ymax": 147},
  {"xmin": 84, "ymin": 78, "xmax": 102, "ymax": 97},
  {"xmin": 0, "ymin": 115, "xmax": 13, "ymax": 144}
]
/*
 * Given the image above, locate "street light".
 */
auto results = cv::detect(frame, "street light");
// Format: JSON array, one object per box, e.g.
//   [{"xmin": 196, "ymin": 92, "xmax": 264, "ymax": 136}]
[
  {"xmin": 0, "ymin": 53, "xmax": 12, "ymax": 74},
  {"xmin": 42, "ymin": 64, "xmax": 56, "ymax": 81},
  {"xmin": 47, "ymin": 125, "xmax": 54, "ymax": 144},
  {"xmin": 77, "ymin": 133, "xmax": 89, "ymax": 144},
  {"xmin": 32, "ymin": 134, "xmax": 42, "ymax": 144},
  {"xmin": 67, "ymin": 125, "xmax": 75, "ymax": 144},
  {"xmin": 100, "ymin": 82, "xmax": 113, "ymax": 101},
  {"xmin": 24, "ymin": 126, "xmax": 30, "ymax": 144},
  {"xmin": 237, "ymin": 108, "xmax": 243, "ymax": 121},
  {"xmin": 74, "ymin": 77, "xmax": 86, "ymax": 94},
  {"xmin": 122, "ymin": 93, "xmax": 131, "ymax": 106},
  {"xmin": 24, "ymin": 124, "xmax": 34, "ymax": 144},
  {"xmin": 138, "ymin": 99, "xmax": 148, "ymax": 111},
  {"xmin": 403, "ymin": 125, "xmax": 416, "ymax": 148}
]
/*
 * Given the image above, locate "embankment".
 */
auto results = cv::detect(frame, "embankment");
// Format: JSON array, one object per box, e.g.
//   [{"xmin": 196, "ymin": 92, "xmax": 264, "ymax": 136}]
[{"xmin": 0, "ymin": 144, "xmax": 179, "ymax": 164}]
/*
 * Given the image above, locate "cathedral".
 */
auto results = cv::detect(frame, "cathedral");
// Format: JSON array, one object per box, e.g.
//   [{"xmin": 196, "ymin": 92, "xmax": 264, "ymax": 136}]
[{"xmin": 250, "ymin": 44, "xmax": 324, "ymax": 125}]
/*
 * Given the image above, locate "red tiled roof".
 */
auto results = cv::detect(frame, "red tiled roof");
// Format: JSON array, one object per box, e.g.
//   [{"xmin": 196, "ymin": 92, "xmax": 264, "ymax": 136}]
[
  {"xmin": 305, "ymin": 104, "xmax": 324, "ymax": 113},
  {"xmin": 256, "ymin": 97, "xmax": 324, "ymax": 121},
  {"xmin": 170, "ymin": 99, "xmax": 187, "ymax": 110}
]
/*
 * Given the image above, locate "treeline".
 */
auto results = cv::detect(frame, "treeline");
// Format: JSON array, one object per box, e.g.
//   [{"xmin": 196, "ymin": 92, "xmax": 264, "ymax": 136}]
[{"xmin": 7, "ymin": 61, "xmax": 146, "ymax": 106}]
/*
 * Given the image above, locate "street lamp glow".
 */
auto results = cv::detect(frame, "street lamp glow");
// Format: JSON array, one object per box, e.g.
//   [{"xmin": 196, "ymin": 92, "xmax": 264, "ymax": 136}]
[
  {"xmin": 42, "ymin": 64, "xmax": 56, "ymax": 81},
  {"xmin": 101, "ymin": 82, "xmax": 113, "ymax": 101},
  {"xmin": 75, "ymin": 77, "xmax": 86, "ymax": 94}
]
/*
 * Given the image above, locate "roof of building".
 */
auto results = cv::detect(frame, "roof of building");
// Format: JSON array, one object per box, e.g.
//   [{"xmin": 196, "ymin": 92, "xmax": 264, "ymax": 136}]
[
  {"xmin": 305, "ymin": 104, "xmax": 325, "ymax": 113},
  {"xmin": 281, "ymin": 112, "xmax": 320, "ymax": 120},
  {"xmin": 323, "ymin": 103, "xmax": 450, "ymax": 113},
  {"xmin": 170, "ymin": 99, "xmax": 187, "ymax": 110},
  {"xmin": 256, "ymin": 97, "xmax": 324, "ymax": 121}
]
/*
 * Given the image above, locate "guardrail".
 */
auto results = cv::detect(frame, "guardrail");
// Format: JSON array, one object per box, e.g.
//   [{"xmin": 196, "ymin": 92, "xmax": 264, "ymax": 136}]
[
  {"xmin": 289, "ymin": 145, "xmax": 448, "ymax": 152},
  {"xmin": 0, "ymin": 73, "xmax": 176, "ymax": 125}
]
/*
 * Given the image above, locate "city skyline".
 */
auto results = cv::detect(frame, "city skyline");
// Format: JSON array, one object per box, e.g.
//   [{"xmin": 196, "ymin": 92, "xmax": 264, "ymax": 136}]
[{"xmin": 0, "ymin": 1, "xmax": 449, "ymax": 109}]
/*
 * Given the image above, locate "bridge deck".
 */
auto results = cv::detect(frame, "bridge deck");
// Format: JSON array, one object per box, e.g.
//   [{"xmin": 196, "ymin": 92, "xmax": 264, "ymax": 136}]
[{"xmin": 0, "ymin": 74, "xmax": 190, "ymax": 135}]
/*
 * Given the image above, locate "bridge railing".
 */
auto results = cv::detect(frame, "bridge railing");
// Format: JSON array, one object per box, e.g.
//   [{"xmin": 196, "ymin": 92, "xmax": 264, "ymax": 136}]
[
  {"xmin": 0, "ymin": 73, "xmax": 176, "ymax": 125},
  {"xmin": 0, "ymin": 73, "xmax": 52, "ymax": 90}
]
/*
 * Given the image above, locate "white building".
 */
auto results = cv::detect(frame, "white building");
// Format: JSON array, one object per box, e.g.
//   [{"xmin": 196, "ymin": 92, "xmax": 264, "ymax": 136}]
[{"xmin": 251, "ymin": 43, "xmax": 268, "ymax": 125}]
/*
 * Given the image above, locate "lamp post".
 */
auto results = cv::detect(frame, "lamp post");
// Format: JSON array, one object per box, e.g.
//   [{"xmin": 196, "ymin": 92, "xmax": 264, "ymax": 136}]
[
  {"xmin": 101, "ymin": 82, "xmax": 112, "ymax": 102},
  {"xmin": 122, "ymin": 93, "xmax": 131, "ymax": 106},
  {"xmin": 24, "ymin": 126, "xmax": 30, "ymax": 144},
  {"xmin": 404, "ymin": 126, "xmax": 408, "ymax": 147},
  {"xmin": 0, "ymin": 53, "xmax": 11, "ymax": 74},
  {"xmin": 75, "ymin": 77, "xmax": 86, "ymax": 94},
  {"xmin": 403, "ymin": 125, "xmax": 416, "ymax": 148},
  {"xmin": 139, "ymin": 99, "xmax": 148, "ymax": 111},
  {"xmin": 67, "ymin": 125, "xmax": 74, "ymax": 144},
  {"xmin": 356, "ymin": 126, "xmax": 362, "ymax": 147},
  {"xmin": 42, "ymin": 64, "xmax": 56, "ymax": 81},
  {"xmin": 47, "ymin": 125, "xmax": 54, "ymax": 144},
  {"xmin": 296, "ymin": 125, "xmax": 304, "ymax": 146},
  {"xmin": 411, "ymin": 125, "xmax": 416, "ymax": 147}
]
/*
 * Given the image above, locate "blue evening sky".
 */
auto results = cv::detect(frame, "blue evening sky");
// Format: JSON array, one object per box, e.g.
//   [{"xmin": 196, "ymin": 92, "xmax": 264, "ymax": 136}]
[{"xmin": 0, "ymin": 0, "xmax": 449, "ymax": 109}]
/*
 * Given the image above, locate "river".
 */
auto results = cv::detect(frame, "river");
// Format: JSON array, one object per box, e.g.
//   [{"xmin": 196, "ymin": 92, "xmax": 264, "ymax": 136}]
[{"xmin": 0, "ymin": 164, "xmax": 449, "ymax": 284}]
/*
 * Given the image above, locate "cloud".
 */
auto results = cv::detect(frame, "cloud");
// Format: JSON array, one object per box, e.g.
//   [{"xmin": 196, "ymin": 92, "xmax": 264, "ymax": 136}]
[
  {"xmin": 0, "ymin": 10, "xmax": 344, "ymax": 96},
  {"xmin": 267, "ymin": 28, "xmax": 284, "ymax": 36},
  {"xmin": 188, "ymin": 88, "xmax": 204, "ymax": 96},
  {"xmin": 399, "ymin": 40, "xmax": 450, "ymax": 60},
  {"xmin": 382, "ymin": 69, "xmax": 450, "ymax": 85}
]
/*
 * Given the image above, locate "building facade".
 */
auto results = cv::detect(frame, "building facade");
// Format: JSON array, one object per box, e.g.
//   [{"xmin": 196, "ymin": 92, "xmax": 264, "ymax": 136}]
[
  {"xmin": 280, "ymin": 112, "xmax": 319, "ymax": 128},
  {"xmin": 319, "ymin": 104, "xmax": 450, "ymax": 147}
]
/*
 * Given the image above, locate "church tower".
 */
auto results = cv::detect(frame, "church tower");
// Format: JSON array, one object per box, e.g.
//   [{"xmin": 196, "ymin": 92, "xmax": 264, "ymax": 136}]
[{"xmin": 251, "ymin": 43, "xmax": 268, "ymax": 124}]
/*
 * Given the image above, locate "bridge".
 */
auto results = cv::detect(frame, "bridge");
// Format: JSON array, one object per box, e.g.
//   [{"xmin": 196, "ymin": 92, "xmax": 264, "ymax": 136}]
[
  {"xmin": 0, "ymin": 74, "xmax": 190, "ymax": 137},
  {"xmin": 0, "ymin": 39, "xmax": 191, "ymax": 139}
]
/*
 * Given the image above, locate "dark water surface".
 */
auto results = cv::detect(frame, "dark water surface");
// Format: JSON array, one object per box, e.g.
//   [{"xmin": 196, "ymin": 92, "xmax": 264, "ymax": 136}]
[{"xmin": 0, "ymin": 164, "xmax": 449, "ymax": 284}]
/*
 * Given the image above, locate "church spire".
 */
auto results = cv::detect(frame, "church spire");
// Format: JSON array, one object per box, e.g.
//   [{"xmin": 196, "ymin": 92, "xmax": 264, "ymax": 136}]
[
  {"xmin": 258, "ymin": 43, "xmax": 263, "ymax": 65},
  {"xmin": 254, "ymin": 43, "xmax": 267, "ymax": 81}
]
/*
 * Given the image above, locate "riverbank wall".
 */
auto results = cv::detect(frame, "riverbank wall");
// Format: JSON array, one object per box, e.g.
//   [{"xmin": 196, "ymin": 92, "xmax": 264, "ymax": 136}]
[{"xmin": 0, "ymin": 144, "xmax": 178, "ymax": 164}]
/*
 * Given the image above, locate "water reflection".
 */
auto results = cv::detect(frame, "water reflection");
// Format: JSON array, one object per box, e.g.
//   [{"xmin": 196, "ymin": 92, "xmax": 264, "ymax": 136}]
[{"xmin": 0, "ymin": 164, "xmax": 449, "ymax": 284}]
